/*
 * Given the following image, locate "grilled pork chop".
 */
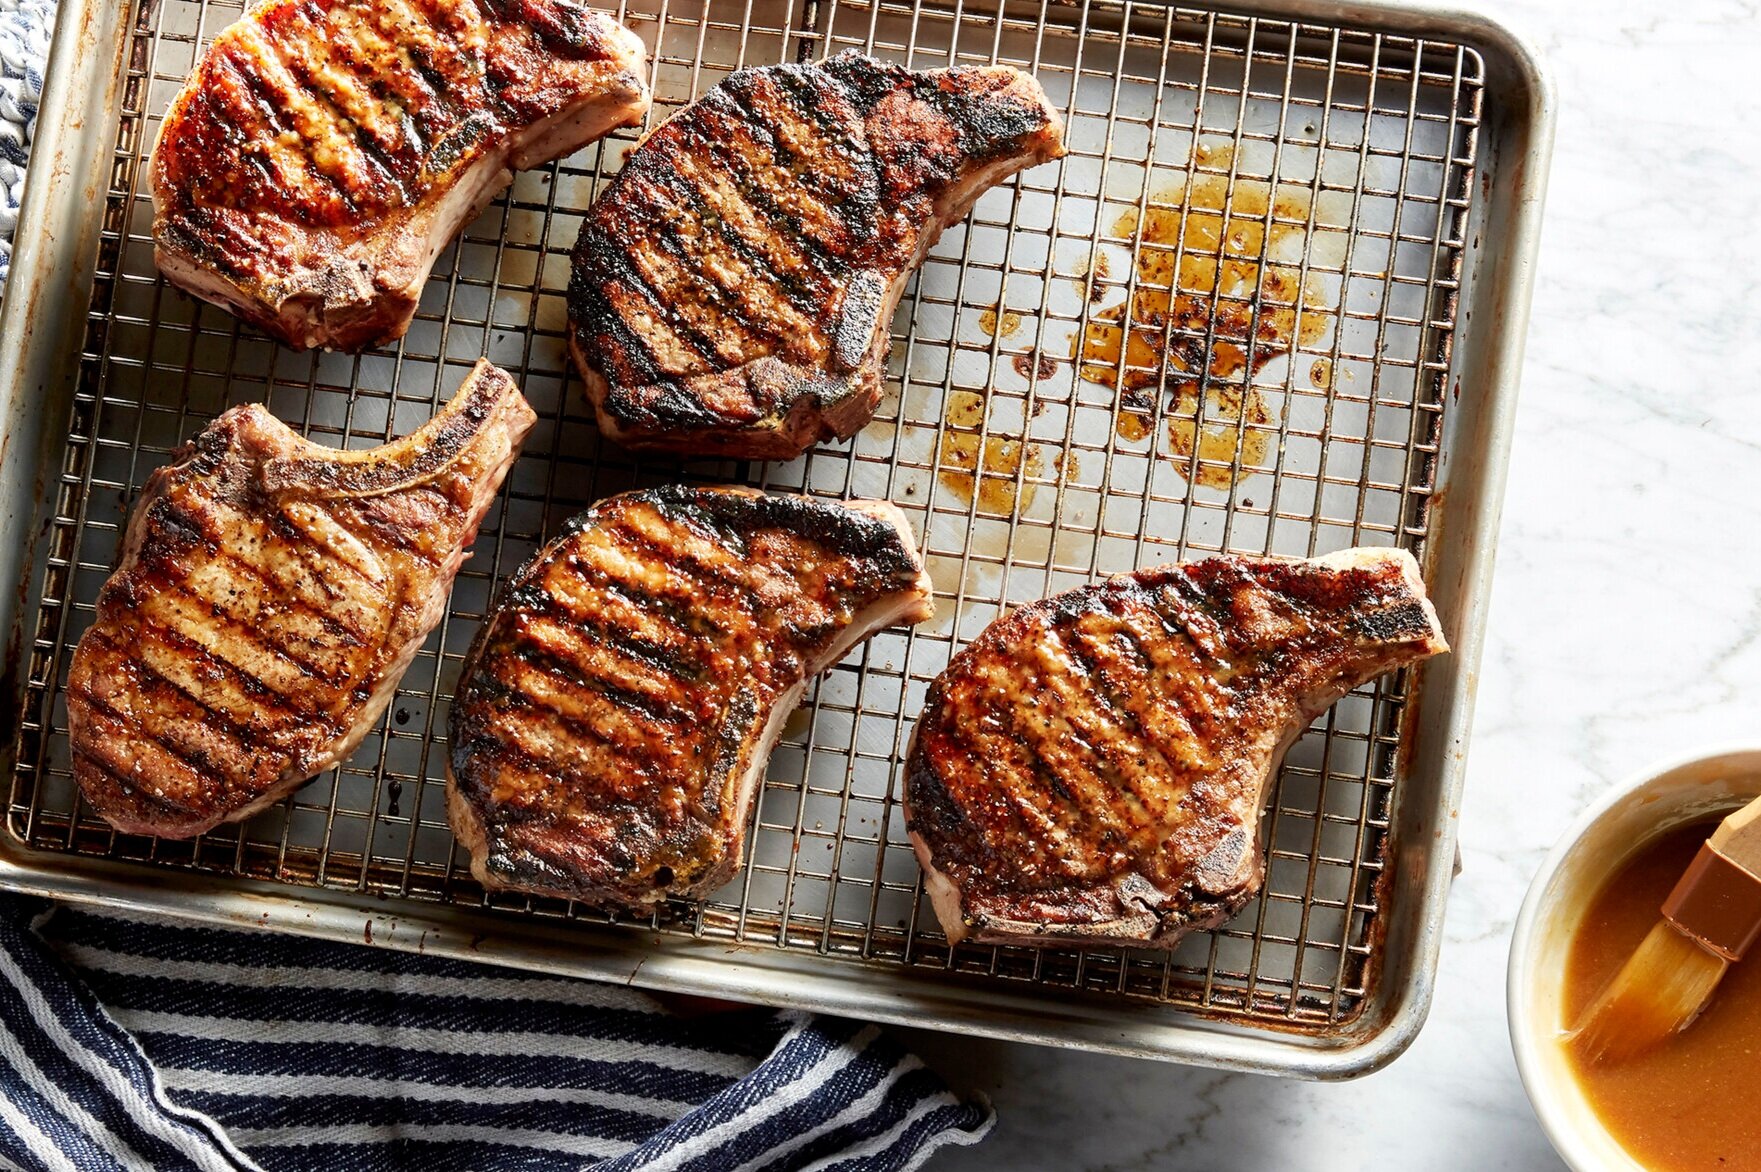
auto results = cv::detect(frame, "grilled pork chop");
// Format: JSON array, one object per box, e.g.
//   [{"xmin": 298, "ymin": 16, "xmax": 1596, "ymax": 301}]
[
  {"xmin": 567, "ymin": 50, "xmax": 1066, "ymax": 460},
  {"xmin": 448, "ymin": 486, "xmax": 934, "ymax": 906},
  {"xmin": 151, "ymin": 0, "xmax": 650, "ymax": 352},
  {"xmin": 67, "ymin": 360, "xmax": 536, "ymax": 838},
  {"xmin": 905, "ymin": 548, "xmax": 1447, "ymax": 949}
]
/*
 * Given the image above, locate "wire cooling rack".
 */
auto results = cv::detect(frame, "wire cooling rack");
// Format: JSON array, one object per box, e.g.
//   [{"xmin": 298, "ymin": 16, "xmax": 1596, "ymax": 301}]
[{"xmin": 8, "ymin": 0, "xmax": 1483, "ymax": 1034}]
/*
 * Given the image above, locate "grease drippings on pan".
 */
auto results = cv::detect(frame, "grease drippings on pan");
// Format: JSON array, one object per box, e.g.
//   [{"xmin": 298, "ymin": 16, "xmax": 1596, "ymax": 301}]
[
  {"xmin": 979, "ymin": 304, "xmax": 1023, "ymax": 339},
  {"xmin": 1078, "ymin": 143, "xmax": 1345, "ymax": 488},
  {"xmin": 936, "ymin": 389, "xmax": 1043, "ymax": 515}
]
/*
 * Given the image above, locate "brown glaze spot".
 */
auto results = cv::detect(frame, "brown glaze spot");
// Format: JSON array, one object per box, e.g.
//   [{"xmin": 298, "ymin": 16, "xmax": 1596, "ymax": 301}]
[
  {"xmin": 1011, "ymin": 351, "xmax": 1059, "ymax": 383},
  {"xmin": 979, "ymin": 303, "xmax": 1022, "ymax": 339},
  {"xmin": 1075, "ymin": 144, "xmax": 1342, "ymax": 487},
  {"xmin": 936, "ymin": 389, "xmax": 1042, "ymax": 515}
]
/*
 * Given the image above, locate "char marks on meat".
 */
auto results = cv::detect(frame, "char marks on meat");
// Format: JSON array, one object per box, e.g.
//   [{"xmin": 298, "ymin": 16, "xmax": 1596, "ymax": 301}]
[
  {"xmin": 68, "ymin": 360, "xmax": 536, "ymax": 838},
  {"xmin": 904, "ymin": 548, "xmax": 1448, "ymax": 949},
  {"xmin": 567, "ymin": 50, "xmax": 1066, "ymax": 460},
  {"xmin": 447, "ymin": 486, "xmax": 934, "ymax": 906},
  {"xmin": 152, "ymin": 0, "xmax": 651, "ymax": 351}
]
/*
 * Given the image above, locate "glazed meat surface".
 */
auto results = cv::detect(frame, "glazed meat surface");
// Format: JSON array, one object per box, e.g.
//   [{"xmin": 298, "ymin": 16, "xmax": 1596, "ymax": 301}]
[
  {"xmin": 567, "ymin": 50, "xmax": 1066, "ymax": 460},
  {"xmin": 68, "ymin": 360, "xmax": 536, "ymax": 838},
  {"xmin": 448, "ymin": 486, "xmax": 934, "ymax": 907},
  {"xmin": 905, "ymin": 548, "xmax": 1448, "ymax": 949},
  {"xmin": 152, "ymin": 0, "xmax": 650, "ymax": 352}
]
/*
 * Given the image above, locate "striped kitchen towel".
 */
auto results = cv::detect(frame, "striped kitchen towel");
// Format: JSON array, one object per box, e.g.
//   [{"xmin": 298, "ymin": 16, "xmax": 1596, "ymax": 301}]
[
  {"xmin": 0, "ymin": 0, "xmax": 50, "ymax": 288},
  {"xmin": 0, "ymin": 897, "xmax": 991, "ymax": 1170}
]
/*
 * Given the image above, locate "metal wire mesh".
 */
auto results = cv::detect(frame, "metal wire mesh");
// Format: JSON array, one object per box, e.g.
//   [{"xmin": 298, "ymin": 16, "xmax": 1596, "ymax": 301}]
[{"xmin": 8, "ymin": 0, "xmax": 1482, "ymax": 1029}]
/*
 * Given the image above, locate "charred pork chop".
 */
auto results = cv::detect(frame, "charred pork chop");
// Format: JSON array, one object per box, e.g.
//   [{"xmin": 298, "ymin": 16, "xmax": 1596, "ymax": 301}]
[
  {"xmin": 567, "ymin": 50, "xmax": 1066, "ymax": 460},
  {"xmin": 904, "ymin": 548, "xmax": 1447, "ymax": 949},
  {"xmin": 448, "ymin": 486, "xmax": 934, "ymax": 906},
  {"xmin": 68, "ymin": 360, "xmax": 536, "ymax": 838},
  {"xmin": 152, "ymin": 0, "xmax": 650, "ymax": 352}
]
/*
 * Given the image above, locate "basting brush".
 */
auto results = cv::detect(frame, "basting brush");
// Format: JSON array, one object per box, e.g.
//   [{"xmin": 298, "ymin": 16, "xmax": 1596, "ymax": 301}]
[{"xmin": 1571, "ymin": 794, "xmax": 1761, "ymax": 1063}]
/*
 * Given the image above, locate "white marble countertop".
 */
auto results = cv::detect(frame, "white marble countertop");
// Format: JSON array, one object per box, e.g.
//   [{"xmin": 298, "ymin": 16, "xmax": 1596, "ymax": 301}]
[{"xmin": 916, "ymin": 1, "xmax": 1761, "ymax": 1166}]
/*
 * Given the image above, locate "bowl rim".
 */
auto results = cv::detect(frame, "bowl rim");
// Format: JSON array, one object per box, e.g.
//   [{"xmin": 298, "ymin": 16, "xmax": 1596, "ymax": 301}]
[{"xmin": 1507, "ymin": 743, "xmax": 1761, "ymax": 1172}]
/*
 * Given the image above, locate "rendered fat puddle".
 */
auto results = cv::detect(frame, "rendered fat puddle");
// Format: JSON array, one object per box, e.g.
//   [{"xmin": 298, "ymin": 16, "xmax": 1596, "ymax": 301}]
[
  {"xmin": 932, "ymin": 142, "xmax": 1347, "ymax": 516},
  {"xmin": 1078, "ymin": 142, "xmax": 1347, "ymax": 489}
]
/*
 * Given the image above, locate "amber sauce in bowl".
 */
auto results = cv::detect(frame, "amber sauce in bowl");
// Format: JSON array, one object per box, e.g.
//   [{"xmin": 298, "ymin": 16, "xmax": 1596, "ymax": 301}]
[{"xmin": 1562, "ymin": 818, "xmax": 1761, "ymax": 1171}]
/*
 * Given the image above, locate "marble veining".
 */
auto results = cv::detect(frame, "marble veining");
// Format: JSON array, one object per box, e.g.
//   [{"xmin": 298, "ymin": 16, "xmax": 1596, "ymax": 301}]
[{"xmin": 917, "ymin": 1, "xmax": 1761, "ymax": 1166}]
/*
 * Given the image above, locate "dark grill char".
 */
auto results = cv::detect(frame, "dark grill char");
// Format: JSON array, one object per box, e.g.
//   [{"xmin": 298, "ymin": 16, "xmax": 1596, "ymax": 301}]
[
  {"xmin": 151, "ymin": 0, "xmax": 650, "ymax": 351},
  {"xmin": 66, "ymin": 360, "xmax": 536, "ymax": 839},
  {"xmin": 903, "ymin": 548, "xmax": 1448, "ymax": 950},
  {"xmin": 567, "ymin": 50, "xmax": 1066, "ymax": 460},
  {"xmin": 447, "ymin": 486, "xmax": 935, "ymax": 907}
]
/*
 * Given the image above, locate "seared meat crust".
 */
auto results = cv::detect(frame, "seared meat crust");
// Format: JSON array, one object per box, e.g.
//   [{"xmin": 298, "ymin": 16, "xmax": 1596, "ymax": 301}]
[
  {"xmin": 152, "ymin": 0, "xmax": 651, "ymax": 351},
  {"xmin": 67, "ymin": 360, "xmax": 536, "ymax": 837},
  {"xmin": 447, "ymin": 486, "xmax": 934, "ymax": 906},
  {"xmin": 567, "ymin": 50, "xmax": 1066, "ymax": 459},
  {"xmin": 904, "ymin": 548, "xmax": 1448, "ymax": 949}
]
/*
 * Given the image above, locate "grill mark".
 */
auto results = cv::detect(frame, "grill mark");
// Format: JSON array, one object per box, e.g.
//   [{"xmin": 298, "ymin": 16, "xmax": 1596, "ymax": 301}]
[
  {"xmin": 929, "ymin": 716, "xmax": 1071, "ymax": 863},
  {"xmin": 713, "ymin": 78, "xmax": 859, "ymax": 232},
  {"xmin": 618, "ymin": 228, "xmax": 774, "ymax": 368},
  {"xmin": 623, "ymin": 164, "xmax": 832, "ymax": 316},
  {"xmin": 73, "ymin": 688, "xmax": 250, "ymax": 792},
  {"xmin": 570, "ymin": 269, "xmax": 669, "ymax": 388},
  {"xmin": 600, "ymin": 271, "xmax": 723, "ymax": 382},
  {"xmin": 229, "ymin": 24, "xmax": 366, "ymax": 210},
  {"xmin": 991, "ymin": 656, "xmax": 1133, "ymax": 848},
  {"xmin": 508, "ymin": 613, "xmax": 695, "ymax": 724},
  {"xmin": 328, "ymin": 495, "xmax": 453, "ymax": 569},
  {"xmin": 1061, "ymin": 615, "xmax": 1200, "ymax": 788},
  {"xmin": 1034, "ymin": 620, "xmax": 1178, "ymax": 833},
  {"xmin": 186, "ymin": 551, "xmax": 375, "ymax": 648},
  {"xmin": 137, "ymin": 592, "xmax": 331, "ymax": 711},
  {"xmin": 370, "ymin": 0, "xmax": 479, "ymax": 90},
  {"xmin": 462, "ymin": 679, "xmax": 679, "ymax": 801},
  {"xmin": 492, "ymin": 646, "xmax": 692, "ymax": 764},
  {"xmin": 624, "ymin": 181, "xmax": 818, "ymax": 351},
  {"xmin": 273, "ymin": 40, "xmax": 408, "ymax": 199},
  {"xmin": 225, "ymin": 57, "xmax": 341, "ymax": 208},
  {"xmin": 525, "ymin": 602, "xmax": 704, "ymax": 703},
  {"xmin": 659, "ymin": 137, "xmax": 851, "ymax": 276},
  {"xmin": 71, "ymin": 742, "xmax": 206, "ymax": 820},
  {"xmin": 207, "ymin": 54, "xmax": 281, "ymax": 140},
  {"xmin": 135, "ymin": 617, "xmax": 326, "ymax": 727},
  {"xmin": 142, "ymin": 528, "xmax": 380, "ymax": 645},
  {"xmin": 322, "ymin": 3, "xmax": 449, "ymax": 134},
  {"xmin": 80, "ymin": 632, "xmax": 267, "ymax": 751},
  {"xmin": 939, "ymin": 622, "xmax": 1123, "ymax": 845},
  {"xmin": 614, "ymin": 526, "xmax": 764, "ymax": 628},
  {"xmin": 156, "ymin": 574, "xmax": 357, "ymax": 686},
  {"xmin": 661, "ymin": 116, "xmax": 854, "ymax": 264},
  {"xmin": 270, "ymin": 499, "xmax": 391, "ymax": 585},
  {"xmin": 1112, "ymin": 603, "xmax": 1223, "ymax": 772},
  {"xmin": 758, "ymin": 68, "xmax": 872, "ymax": 204},
  {"xmin": 567, "ymin": 521, "xmax": 761, "ymax": 634},
  {"xmin": 536, "ymin": 566, "xmax": 700, "ymax": 666},
  {"xmin": 276, "ymin": 6, "xmax": 408, "ymax": 159}
]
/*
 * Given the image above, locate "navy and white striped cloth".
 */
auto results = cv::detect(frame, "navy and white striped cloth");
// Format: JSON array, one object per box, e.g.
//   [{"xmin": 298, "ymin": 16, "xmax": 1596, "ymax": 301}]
[
  {"xmin": 0, "ymin": 898, "xmax": 991, "ymax": 1169},
  {"xmin": 0, "ymin": 0, "xmax": 50, "ymax": 287}
]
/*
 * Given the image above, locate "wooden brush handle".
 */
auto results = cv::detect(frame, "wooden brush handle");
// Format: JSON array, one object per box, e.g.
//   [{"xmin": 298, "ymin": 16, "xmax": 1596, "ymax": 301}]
[{"xmin": 1710, "ymin": 793, "xmax": 1761, "ymax": 877}]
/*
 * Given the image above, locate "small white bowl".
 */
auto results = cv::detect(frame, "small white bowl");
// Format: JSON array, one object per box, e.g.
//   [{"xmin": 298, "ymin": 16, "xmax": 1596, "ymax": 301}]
[{"xmin": 1508, "ymin": 746, "xmax": 1761, "ymax": 1171}]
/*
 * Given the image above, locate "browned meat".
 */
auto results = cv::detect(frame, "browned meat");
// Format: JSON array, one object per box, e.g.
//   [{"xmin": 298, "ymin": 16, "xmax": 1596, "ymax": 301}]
[
  {"xmin": 567, "ymin": 50, "xmax": 1066, "ymax": 460},
  {"xmin": 151, "ymin": 0, "xmax": 651, "ymax": 352},
  {"xmin": 448, "ymin": 486, "xmax": 934, "ymax": 906},
  {"xmin": 67, "ymin": 360, "xmax": 536, "ymax": 838},
  {"xmin": 904, "ymin": 548, "xmax": 1448, "ymax": 949}
]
